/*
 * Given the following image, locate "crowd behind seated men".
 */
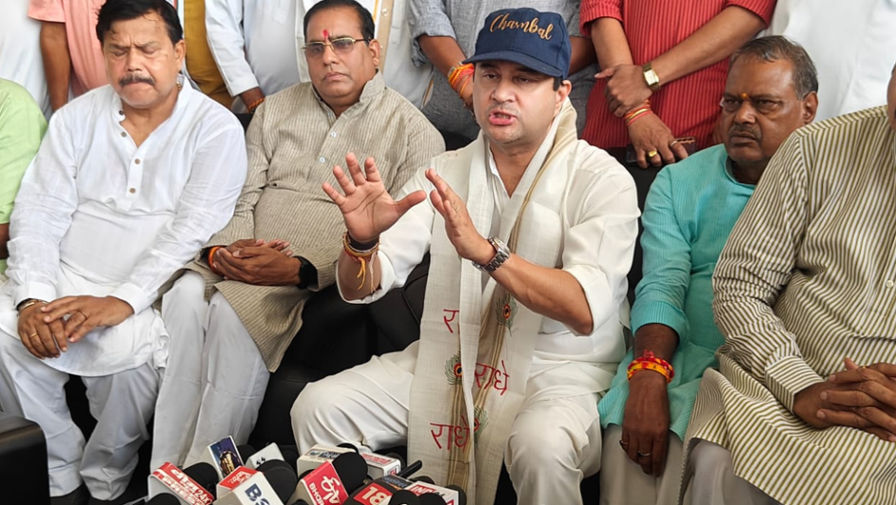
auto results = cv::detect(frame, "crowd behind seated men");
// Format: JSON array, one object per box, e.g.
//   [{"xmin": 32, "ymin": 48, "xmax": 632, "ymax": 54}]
[{"xmin": 0, "ymin": 0, "xmax": 895, "ymax": 504}]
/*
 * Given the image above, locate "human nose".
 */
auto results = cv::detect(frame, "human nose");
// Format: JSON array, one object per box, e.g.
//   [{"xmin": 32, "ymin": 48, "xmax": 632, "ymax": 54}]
[
  {"xmin": 320, "ymin": 42, "xmax": 339, "ymax": 64},
  {"xmin": 490, "ymin": 77, "xmax": 513, "ymax": 103},
  {"xmin": 124, "ymin": 48, "xmax": 143, "ymax": 70},
  {"xmin": 732, "ymin": 99, "xmax": 757, "ymax": 124}
]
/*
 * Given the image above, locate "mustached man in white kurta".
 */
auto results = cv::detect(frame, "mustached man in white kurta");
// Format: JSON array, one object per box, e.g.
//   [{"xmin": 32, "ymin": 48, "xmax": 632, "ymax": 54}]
[
  {"xmin": 0, "ymin": 1, "xmax": 247, "ymax": 503},
  {"xmin": 292, "ymin": 8, "xmax": 639, "ymax": 505}
]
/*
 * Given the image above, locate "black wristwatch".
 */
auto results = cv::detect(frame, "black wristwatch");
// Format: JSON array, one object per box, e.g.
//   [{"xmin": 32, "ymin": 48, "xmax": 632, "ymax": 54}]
[{"xmin": 473, "ymin": 237, "xmax": 510, "ymax": 272}]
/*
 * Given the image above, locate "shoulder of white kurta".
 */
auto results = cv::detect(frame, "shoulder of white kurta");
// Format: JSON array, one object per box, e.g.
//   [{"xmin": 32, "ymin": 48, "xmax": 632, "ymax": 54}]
[
  {"xmin": 177, "ymin": 85, "xmax": 245, "ymax": 136},
  {"xmin": 567, "ymin": 139, "xmax": 635, "ymax": 193}
]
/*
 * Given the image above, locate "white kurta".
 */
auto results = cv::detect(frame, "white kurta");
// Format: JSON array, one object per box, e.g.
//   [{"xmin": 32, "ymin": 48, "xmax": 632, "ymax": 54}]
[
  {"xmin": 205, "ymin": 0, "xmax": 301, "ymax": 98},
  {"xmin": 0, "ymin": 85, "xmax": 247, "ymax": 376},
  {"xmin": 765, "ymin": 0, "xmax": 896, "ymax": 121}
]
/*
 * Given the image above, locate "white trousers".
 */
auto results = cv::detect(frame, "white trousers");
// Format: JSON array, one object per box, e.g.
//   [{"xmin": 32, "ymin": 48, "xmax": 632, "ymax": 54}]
[
  {"xmin": 151, "ymin": 272, "xmax": 269, "ymax": 469},
  {"xmin": 599, "ymin": 425, "xmax": 683, "ymax": 505},
  {"xmin": 682, "ymin": 440, "xmax": 781, "ymax": 505},
  {"xmin": 291, "ymin": 342, "xmax": 602, "ymax": 505},
  {"xmin": 0, "ymin": 329, "xmax": 158, "ymax": 500}
]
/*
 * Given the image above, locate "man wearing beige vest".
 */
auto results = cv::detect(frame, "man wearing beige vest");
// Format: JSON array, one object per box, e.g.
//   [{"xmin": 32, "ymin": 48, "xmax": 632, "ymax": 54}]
[{"xmin": 150, "ymin": 0, "xmax": 444, "ymax": 469}]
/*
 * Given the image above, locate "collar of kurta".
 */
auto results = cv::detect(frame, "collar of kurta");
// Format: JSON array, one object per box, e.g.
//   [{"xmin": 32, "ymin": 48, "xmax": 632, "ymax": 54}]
[{"xmin": 311, "ymin": 71, "xmax": 385, "ymax": 118}]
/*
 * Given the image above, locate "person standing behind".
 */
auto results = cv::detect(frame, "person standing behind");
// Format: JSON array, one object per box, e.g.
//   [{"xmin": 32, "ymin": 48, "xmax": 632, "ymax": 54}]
[
  {"xmin": 580, "ymin": 0, "xmax": 774, "ymax": 168},
  {"xmin": 29, "ymin": 0, "xmax": 108, "ymax": 112},
  {"xmin": 597, "ymin": 36, "xmax": 818, "ymax": 505},
  {"xmin": 205, "ymin": 0, "xmax": 301, "ymax": 113},
  {"xmin": 1, "ymin": 1, "xmax": 51, "ymax": 116},
  {"xmin": 0, "ymin": 79, "xmax": 48, "ymax": 279}
]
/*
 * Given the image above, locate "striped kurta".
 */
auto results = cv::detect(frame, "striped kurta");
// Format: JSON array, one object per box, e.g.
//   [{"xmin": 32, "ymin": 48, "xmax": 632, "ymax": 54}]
[{"xmin": 686, "ymin": 106, "xmax": 896, "ymax": 505}]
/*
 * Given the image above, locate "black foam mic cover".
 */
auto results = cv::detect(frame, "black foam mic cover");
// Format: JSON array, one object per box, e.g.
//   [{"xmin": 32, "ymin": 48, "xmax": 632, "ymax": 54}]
[
  {"xmin": 258, "ymin": 459, "xmax": 300, "ymax": 503},
  {"xmin": 418, "ymin": 492, "xmax": 447, "ymax": 505},
  {"xmin": 388, "ymin": 489, "xmax": 421, "ymax": 505},
  {"xmin": 332, "ymin": 452, "xmax": 368, "ymax": 492},
  {"xmin": 183, "ymin": 461, "xmax": 219, "ymax": 498},
  {"xmin": 146, "ymin": 493, "xmax": 180, "ymax": 505}
]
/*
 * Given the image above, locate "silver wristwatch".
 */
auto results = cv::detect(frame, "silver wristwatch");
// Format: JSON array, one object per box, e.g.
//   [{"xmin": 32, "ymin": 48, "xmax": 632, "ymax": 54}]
[{"xmin": 473, "ymin": 237, "xmax": 510, "ymax": 272}]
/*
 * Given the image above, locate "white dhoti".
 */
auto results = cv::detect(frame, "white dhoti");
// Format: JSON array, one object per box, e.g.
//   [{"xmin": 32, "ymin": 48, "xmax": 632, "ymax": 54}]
[
  {"xmin": 152, "ymin": 271, "xmax": 270, "ymax": 469},
  {"xmin": 599, "ymin": 425, "xmax": 684, "ymax": 505},
  {"xmin": 682, "ymin": 440, "xmax": 781, "ymax": 505},
  {"xmin": 291, "ymin": 341, "xmax": 603, "ymax": 505},
  {"xmin": 0, "ymin": 329, "xmax": 159, "ymax": 500}
]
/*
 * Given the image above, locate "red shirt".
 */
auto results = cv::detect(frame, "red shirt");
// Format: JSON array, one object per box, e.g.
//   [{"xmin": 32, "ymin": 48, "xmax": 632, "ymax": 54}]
[{"xmin": 579, "ymin": 0, "xmax": 776, "ymax": 149}]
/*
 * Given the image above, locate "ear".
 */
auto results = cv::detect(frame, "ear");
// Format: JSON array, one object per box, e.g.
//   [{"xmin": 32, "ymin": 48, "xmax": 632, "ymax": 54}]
[
  {"xmin": 554, "ymin": 79, "xmax": 572, "ymax": 115},
  {"xmin": 368, "ymin": 39, "xmax": 381, "ymax": 68},
  {"xmin": 174, "ymin": 39, "xmax": 186, "ymax": 66},
  {"xmin": 801, "ymin": 90, "xmax": 818, "ymax": 124}
]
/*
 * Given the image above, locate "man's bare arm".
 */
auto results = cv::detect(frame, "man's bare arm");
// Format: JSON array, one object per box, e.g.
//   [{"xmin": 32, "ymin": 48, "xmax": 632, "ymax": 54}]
[{"xmin": 40, "ymin": 21, "xmax": 71, "ymax": 111}]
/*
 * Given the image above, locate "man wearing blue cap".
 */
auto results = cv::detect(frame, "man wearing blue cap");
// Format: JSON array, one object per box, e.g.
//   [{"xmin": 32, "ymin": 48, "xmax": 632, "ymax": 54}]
[{"xmin": 292, "ymin": 8, "xmax": 638, "ymax": 505}]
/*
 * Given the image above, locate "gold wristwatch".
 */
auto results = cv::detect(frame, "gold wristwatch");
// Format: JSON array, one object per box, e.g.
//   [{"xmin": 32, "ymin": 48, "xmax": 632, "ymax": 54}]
[{"xmin": 642, "ymin": 62, "xmax": 661, "ymax": 92}]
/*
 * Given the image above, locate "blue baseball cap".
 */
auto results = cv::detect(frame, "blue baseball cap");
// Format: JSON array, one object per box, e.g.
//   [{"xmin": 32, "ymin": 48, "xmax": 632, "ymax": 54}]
[{"xmin": 464, "ymin": 8, "xmax": 571, "ymax": 80}]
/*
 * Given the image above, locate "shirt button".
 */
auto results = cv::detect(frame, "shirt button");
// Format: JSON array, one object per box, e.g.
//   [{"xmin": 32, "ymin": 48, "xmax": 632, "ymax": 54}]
[
  {"xmin": 886, "ymin": 280, "xmax": 895, "ymax": 289},
  {"xmin": 330, "ymin": 131, "xmax": 337, "ymax": 138},
  {"xmin": 319, "ymin": 156, "xmax": 326, "ymax": 163},
  {"xmin": 382, "ymin": 8, "xmax": 388, "ymax": 14},
  {"xmin": 120, "ymin": 132, "xmax": 126, "ymax": 137},
  {"xmin": 134, "ymin": 158, "xmax": 141, "ymax": 165},
  {"xmin": 129, "ymin": 187, "xmax": 136, "ymax": 194}
]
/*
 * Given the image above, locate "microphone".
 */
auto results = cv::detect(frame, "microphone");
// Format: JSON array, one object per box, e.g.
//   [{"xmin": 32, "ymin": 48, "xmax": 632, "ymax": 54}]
[
  {"xmin": 377, "ymin": 475, "xmax": 464, "ymax": 505},
  {"xmin": 214, "ymin": 464, "xmax": 288, "ymax": 505},
  {"xmin": 298, "ymin": 444, "xmax": 402, "ymax": 479},
  {"xmin": 257, "ymin": 460, "xmax": 299, "ymax": 503},
  {"xmin": 148, "ymin": 462, "xmax": 216, "ymax": 505},
  {"xmin": 292, "ymin": 452, "xmax": 368, "ymax": 505},
  {"xmin": 245, "ymin": 443, "xmax": 287, "ymax": 470},
  {"xmin": 387, "ymin": 490, "xmax": 421, "ymax": 505},
  {"xmin": 146, "ymin": 493, "xmax": 182, "ymax": 505},
  {"xmin": 417, "ymin": 493, "xmax": 447, "ymax": 505}
]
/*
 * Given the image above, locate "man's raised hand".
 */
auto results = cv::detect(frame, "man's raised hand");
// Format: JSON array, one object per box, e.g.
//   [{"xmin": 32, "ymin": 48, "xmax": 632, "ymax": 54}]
[{"xmin": 322, "ymin": 153, "xmax": 426, "ymax": 242}]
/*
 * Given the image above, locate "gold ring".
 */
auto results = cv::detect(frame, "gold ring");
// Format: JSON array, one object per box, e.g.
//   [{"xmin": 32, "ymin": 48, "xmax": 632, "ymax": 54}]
[
  {"xmin": 668, "ymin": 139, "xmax": 680, "ymax": 147},
  {"xmin": 28, "ymin": 333, "xmax": 38, "ymax": 338},
  {"xmin": 647, "ymin": 150, "xmax": 658, "ymax": 158}
]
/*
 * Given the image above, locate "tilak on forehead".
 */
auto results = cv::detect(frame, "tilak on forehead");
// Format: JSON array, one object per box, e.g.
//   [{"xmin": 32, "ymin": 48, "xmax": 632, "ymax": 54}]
[{"xmin": 323, "ymin": 29, "xmax": 329, "ymax": 40}]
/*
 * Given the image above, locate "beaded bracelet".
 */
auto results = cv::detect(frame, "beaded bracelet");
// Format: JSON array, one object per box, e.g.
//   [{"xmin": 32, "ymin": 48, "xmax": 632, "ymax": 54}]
[{"xmin": 626, "ymin": 350, "xmax": 674, "ymax": 382}]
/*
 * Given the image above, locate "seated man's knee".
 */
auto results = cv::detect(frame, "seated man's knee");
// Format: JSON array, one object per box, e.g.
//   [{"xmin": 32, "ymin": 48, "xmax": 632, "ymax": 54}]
[
  {"xmin": 291, "ymin": 377, "xmax": 355, "ymax": 450},
  {"xmin": 162, "ymin": 271, "xmax": 207, "ymax": 321},
  {"xmin": 506, "ymin": 412, "xmax": 582, "ymax": 478}
]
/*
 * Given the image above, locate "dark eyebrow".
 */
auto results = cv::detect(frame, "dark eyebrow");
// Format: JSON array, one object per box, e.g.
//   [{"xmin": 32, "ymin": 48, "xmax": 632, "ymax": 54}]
[{"xmin": 307, "ymin": 33, "xmax": 356, "ymax": 43}]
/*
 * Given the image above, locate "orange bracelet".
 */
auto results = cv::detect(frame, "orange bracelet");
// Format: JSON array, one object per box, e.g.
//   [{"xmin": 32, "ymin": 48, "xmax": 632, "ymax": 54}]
[
  {"xmin": 247, "ymin": 96, "xmax": 265, "ymax": 112},
  {"xmin": 207, "ymin": 246, "xmax": 223, "ymax": 276},
  {"xmin": 448, "ymin": 62, "xmax": 474, "ymax": 96}
]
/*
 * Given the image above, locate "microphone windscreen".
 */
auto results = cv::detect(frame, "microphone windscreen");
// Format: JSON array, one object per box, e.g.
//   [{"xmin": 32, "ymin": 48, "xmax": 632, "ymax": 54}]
[
  {"xmin": 418, "ymin": 492, "xmax": 447, "ymax": 505},
  {"xmin": 337, "ymin": 442, "xmax": 360, "ymax": 453},
  {"xmin": 389, "ymin": 490, "xmax": 421, "ymax": 505},
  {"xmin": 146, "ymin": 493, "xmax": 181, "ymax": 505},
  {"xmin": 182, "ymin": 461, "xmax": 219, "ymax": 498},
  {"xmin": 332, "ymin": 452, "xmax": 368, "ymax": 491},
  {"xmin": 447, "ymin": 484, "xmax": 467, "ymax": 505},
  {"xmin": 237, "ymin": 444, "xmax": 256, "ymax": 461},
  {"xmin": 258, "ymin": 459, "xmax": 299, "ymax": 503},
  {"xmin": 412, "ymin": 475, "xmax": 435, "ymax": 484}
]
